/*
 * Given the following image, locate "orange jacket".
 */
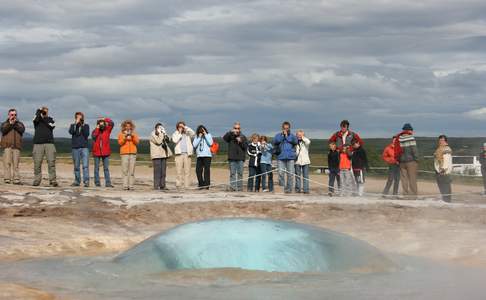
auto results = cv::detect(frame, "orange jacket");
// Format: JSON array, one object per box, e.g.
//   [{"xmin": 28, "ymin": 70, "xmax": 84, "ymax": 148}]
[
  {"xmin": 118, "ymin": 132, "xmax": 140, "ymax": 155},
  {"xmin": 339, "ymin": 152, "xmax": 352, "ymax": 170},
  {"xmin": 382, "ymin": 144, "xmax": 397, "ymax": 165}
]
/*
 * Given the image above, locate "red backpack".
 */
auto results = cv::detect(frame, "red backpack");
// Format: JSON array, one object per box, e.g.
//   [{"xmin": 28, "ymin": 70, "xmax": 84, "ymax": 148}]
[{"xmin": 210, "ymin": 139, "xmax": 219, "ymax": 155}]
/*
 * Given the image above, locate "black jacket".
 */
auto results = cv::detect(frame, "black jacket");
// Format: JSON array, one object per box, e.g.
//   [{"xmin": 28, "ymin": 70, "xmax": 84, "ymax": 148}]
[
  {"xmin": 351, "ymin": 147, "xmax": 370, "ymax": 171},
  {"xmin": 69, "ymin": 123, "xmax": 90, "ymax": 149},
  {"xmin": 33, "ymin": 110, "xmax": 55, "ymax": 144},
  {"xmin": 247, "ymin": 143, "xmax": 261, "ymax": 167},
  {"xmin": 328, "ymin": 149, "xmax": 340, "ymax": 171},
  {"xmin": 223, "ymin": 131, "xmax": 247, "ymax": 161}
]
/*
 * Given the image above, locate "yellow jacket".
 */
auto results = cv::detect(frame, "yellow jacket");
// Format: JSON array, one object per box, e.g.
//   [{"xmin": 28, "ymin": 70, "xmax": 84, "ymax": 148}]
[{"xmin": 118, "ymin": 132, "xmax": 139, "ymax": 155}]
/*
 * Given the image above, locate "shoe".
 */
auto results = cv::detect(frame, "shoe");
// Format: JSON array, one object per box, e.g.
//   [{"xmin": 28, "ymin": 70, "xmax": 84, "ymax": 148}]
[
  {"xmin": 13, "ymin": 181, "xmax": 22, "ymax": 185},
  {"xmin": 95, "ymin": 183, "xmax": 101, "ymax": 187},
  {"xmin": 71, "ymin": 182, "xmax": 80, "ymax": 187},
  {"xmin": 4, "ymin": 180, "xmax": 11, "ymax": 184},
  {"xmin": 32, "ymin": 181, "xmax": 41, "ymax": 187},
  {"xmin": 84, "ymin": 183, "xmax": 89, "ymax": 188},
  {"xmin": 262, "ymin": 189, "xmax": 268, "ymax": 192},
  {"xmin": 328, "ymin": 192, "xmax": 333, "ymax": 197},
  {"xmin": 123, "ymin": 187, "xmax": 129, "ymax": 191},
  {"xmin": 50, "ymin": 182, "xmax": 59, "ymax": 187},
  {"xmin": 106, "ymin": 184, "xmax": 114, "ymax": 188}
]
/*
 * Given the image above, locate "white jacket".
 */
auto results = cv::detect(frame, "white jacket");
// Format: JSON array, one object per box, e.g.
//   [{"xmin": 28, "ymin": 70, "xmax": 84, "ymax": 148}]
[
  {"xmin": 295, "ymin": 137, "xmax": 311, "ymax": 166},
  {"xmin": 150, "ymin": 130, "xmax": 173, "ymax": 159},
  {"xmin": 172, "ymin": 127, "xmax": 195, "ymax": 156}
]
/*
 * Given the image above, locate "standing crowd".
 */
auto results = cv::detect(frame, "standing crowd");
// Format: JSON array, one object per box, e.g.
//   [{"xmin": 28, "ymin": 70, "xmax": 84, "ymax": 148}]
[{"xmin": 1, "ymin": 107, "xmax": 485, "ymax": 202}]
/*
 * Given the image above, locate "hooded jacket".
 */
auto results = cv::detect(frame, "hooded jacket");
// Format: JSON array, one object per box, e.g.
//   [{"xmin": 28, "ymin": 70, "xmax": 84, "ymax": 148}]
[
  {"xmin": 150, "ymin": 130, "xmax": 173, "ymax": 159},
  {"xmin": 223, "ymin": 131, "xmax": 247, "ymax": 161},
  {"xmin": 33, "ymin": 110, "xmax": 55, "ymax": 144},
  {"xmin": 295, "ymin": 136, "xmax": 311, "ymax": 166},
  {"xmin": 1, "ymin": 120, "xmax": 25, "ymax": 150},
  {"xmin": 69, "ymin": 122, "xmax": 90, "ymax": 149},
  {"xmin": 351, "ymin": 146, "xmax": 370, "ymax": 172},
  {"xmin": 260, "ymin": 143, "xmax": 273, "ymax": 165},
  {"xmin": 273, "ymin": 131, "xmax": 298, "ymax": 161},
  {"xmin": 193, "ymin": 133, "xmax": 213, "ymax": 158},
  {"xmin": 92, "ymin": 118, "xmax": 114, "ymax": 157}
]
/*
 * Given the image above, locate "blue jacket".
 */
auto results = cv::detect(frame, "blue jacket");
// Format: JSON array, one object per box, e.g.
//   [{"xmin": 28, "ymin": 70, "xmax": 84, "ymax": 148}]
[
  {"xmin": 192, "ymin": 133, "xmax": 213, "ymax": 157},
  {"xmin": 69, "ymin": 123, "xmax": 90, "ymax": 149},
  {"xmin": 260, "ymin": 143, "xmax": 273, "ymax": 165},
  {"xmin": 273, "ymin": 132, "xmax": 298, "ymax": 160}
]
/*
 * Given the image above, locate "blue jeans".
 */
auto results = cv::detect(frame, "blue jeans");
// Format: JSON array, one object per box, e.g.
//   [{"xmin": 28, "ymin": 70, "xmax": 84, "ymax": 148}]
[
  {"xmin": 295, "ymin": 164, "xmax": 310, "ymax": 193},
  {"xmin": 278, "ymin": 160, "xmax": 295, "ymax": 193},
  {"xmin": 260, "ymin": 163, "xmax": 274, "ymax": 192},
  {"xmin": 72, "ymin": 148, "xmax": 89, "ymax": 184},
  {"xmin": 248, "ymin": 166, "xmax": 262, "ymax": 192},
  {"xmin": 229, "ymin": 160, "xmax": 244, "ymax": 191},
  {"xmin": 94, "ymin": 156, "xmax": 111, "ymax": 186}
]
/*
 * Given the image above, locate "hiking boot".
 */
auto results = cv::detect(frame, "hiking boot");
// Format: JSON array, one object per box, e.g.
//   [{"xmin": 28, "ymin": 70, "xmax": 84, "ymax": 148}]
[
  {"xmin": 106, "ymin": 184, "xmax": 114, "ymax": 188},
  {"xmin": 32, "ymin": 181, "xmax": 41, "ymax": 187},
  {"xmin": 84, "ymin": 183, "xmax": 89, "ymax": 188},
  {"xmin": 4, "ymin": 180, "xmax": 11, "ymax": 184},
  {"xmin": 50, "ymin": 182, "xmax": 59, "ymax": 187},
  {"xmin": 71, "ymin": 182, "xmax": 80, "ymax": 187}
]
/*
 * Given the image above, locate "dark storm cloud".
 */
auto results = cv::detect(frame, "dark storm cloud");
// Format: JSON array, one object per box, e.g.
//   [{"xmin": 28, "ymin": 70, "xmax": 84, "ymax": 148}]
[{"xmin": 0, "ymin": 0, "xmax": 485, "ymax": 139}]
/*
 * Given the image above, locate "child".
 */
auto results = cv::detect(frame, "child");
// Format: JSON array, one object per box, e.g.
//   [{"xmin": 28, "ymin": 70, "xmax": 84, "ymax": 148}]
[
  {"xmin": 339, "ymin": 145, "xmax": 356, "ymax": 197},
  {"xmin": 327, "ymin": 142, "xmax": 341, "ymax": 196},
  {"xmin": 481, "ymin": 142, "xmax": 486, "ymax": 196},
  {"xmin": 260, "ymin": 136, "xmax": 274, "ymax": 192},
  {"xmin": 247, "ymin": 133, "xmax": 262, "ymax": 192},
  {"xmin": 351, "ymin": 139, "xmax": 370, "ymax": 197},
  {"xmin": 295, "ymin": 130, "xmax": 311, "ymax": 194}
]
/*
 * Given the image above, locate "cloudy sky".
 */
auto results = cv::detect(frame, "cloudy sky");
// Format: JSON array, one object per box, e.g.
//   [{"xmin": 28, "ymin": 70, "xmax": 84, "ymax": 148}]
[{"xmin": 1, "ymin": 0, "xmax": 486, "ymax": 138}]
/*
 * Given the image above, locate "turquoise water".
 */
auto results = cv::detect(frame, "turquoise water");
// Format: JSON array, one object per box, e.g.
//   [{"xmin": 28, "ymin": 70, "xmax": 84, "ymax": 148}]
[
  {"xmin": 114, "ymin": 218, "xmax": 393, "ymax": 273},
  {"xmin": 1, "ymin": 219, "xmax": 485, "ymax": 299}
]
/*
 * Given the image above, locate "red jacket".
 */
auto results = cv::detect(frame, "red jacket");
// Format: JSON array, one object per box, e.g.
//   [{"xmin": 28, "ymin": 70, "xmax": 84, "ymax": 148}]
[
  {"xmin": 329, "ymin": 130, "xmax": 364, "ymax": 151},
  {"xmin": 92, "ymin": 118, "xmax": 114, "ymax": 157},
  {"xmin": 382, "ymin": 143, "xmax": 397, "ymax": 165}
]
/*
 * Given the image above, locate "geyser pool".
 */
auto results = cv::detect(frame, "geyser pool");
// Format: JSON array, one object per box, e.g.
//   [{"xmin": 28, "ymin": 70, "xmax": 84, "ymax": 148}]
[{"xmin": 114, "ymin": 218, "xmax": 393, "ymax": 273}]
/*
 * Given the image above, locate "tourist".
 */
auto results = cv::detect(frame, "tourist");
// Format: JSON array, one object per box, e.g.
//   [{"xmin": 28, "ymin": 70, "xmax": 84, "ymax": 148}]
[
  {"xmin": 260, "ymin": 136, "xmax": 274, "ymax": 192},
  {"xmin": 172, "ymin": 121, "xmax": 195, "ymax": 189},
  {"xmin": 396, "ymin": 123, "xmax": 419, "ymax": 199},
  {"xmin": 223, "ymin": 122, "xmax": 247, "ymax": 192},
  {"xmin": 32, "ymin": 107, "xmax": 58, "ymax": 187},
  {"xmin": 329, "ymin": 120, "xmax": 364, "ymax": 152},
  {"xmin": 295, "ymin": 129, "xmax": 311, "ymax": 194},
  {"xmin": 273, "ymin": 121, "xmax": 298, "ymax": 193},
  {"xmin": 382, "ymin": 137, "xmax": 400, "ymax": 198},
  {"xmin": 327, "ymin": 142, "xmax": 341, "ymax": 197},
  {"xmin": 92, "ymin": 117, "xmax": 114, "ymax": 187},
  {"xmin": 69, "ymin": 112, "xmax": 90, "ymax": 187},
  {"xmin": 193, "ymin": 125, "xmax": 213, "ymax": 190},
  {"xmin": 339, "ymin": 145, "xmax": 356, "ymax": 197},
  {"xmin": 118, "ymin": 120, "xmax": 140, "ymax": 190},
  {"xmin": 247, "ymin": 133, "xmax": 262, "ymax": 192},
  {"xmin": 351, "ymin": 139, "xmax": 369, "ymax": 196},
  {"xmin": 0, "ymin": 108, "xmax": 25, "ymax": 185},
  {"xmin": 150, "ymin": 123, "xmax": 172, "ymax": 190},
  {"xmin": 434, "ymin": 135, "xmax": 453, "ymax": 202},
  {"xmin": 480, "ymin": 143, "xmax": 486, "ymax": 196}
]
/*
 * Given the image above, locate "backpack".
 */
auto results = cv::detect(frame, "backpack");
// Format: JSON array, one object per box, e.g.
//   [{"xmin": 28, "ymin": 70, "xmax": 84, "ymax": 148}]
[{"xmin": 210, "ymin": 138, "xmax": 219, "ymax": 155}]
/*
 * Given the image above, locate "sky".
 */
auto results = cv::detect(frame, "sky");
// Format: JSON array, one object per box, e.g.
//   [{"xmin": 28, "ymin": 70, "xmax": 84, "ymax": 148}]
[{"xmin": 0, "ymin": 0, "xmax": 486, "ymax": 138}]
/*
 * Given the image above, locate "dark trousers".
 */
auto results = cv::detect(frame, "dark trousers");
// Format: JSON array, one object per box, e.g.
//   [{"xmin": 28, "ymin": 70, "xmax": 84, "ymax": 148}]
[
  {"xmin": 383, "ymin": 164, "xmax": 400, "ymax": 195},
  {"xmin": 260, "ymin": 163, "xmax": 274, "ymax": 192},
  {"xmin": 328, "ymin": 169, "xmax": 341, "ymax": 193},
  {"xmin": 436, "ymin": 173, "xmax": 452, "ymax": 202},
  {"xmin": 196, "ymin": 157, "xmax": 211, "ymax": 188},
  {"xmin": 482, "ymin": 166, "xmax": 486, "ymax": 193},
  {"xmin": 248, "ymin": 165, "xmax": 262, "ymax": 192},
  {"xmin": 152, "ymin": 158, "xmax": 167, "ymax": 189}
]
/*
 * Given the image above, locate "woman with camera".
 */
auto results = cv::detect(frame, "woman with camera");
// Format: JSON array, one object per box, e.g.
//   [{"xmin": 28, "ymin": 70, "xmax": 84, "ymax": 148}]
[
  {"xmin": 192, "ymin": 125, "xmax": 213, "ymax": 189},
  {"xmin": 118, "ymin": 120, "xmax": 140, "ymax": 191},
  {"xmin": 172, "ymin": 121, "xmax": 195, "ymax": 189},
  {"xmin": 150, "ymin": 123, "xmax": 172, "ymax": 190}
]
